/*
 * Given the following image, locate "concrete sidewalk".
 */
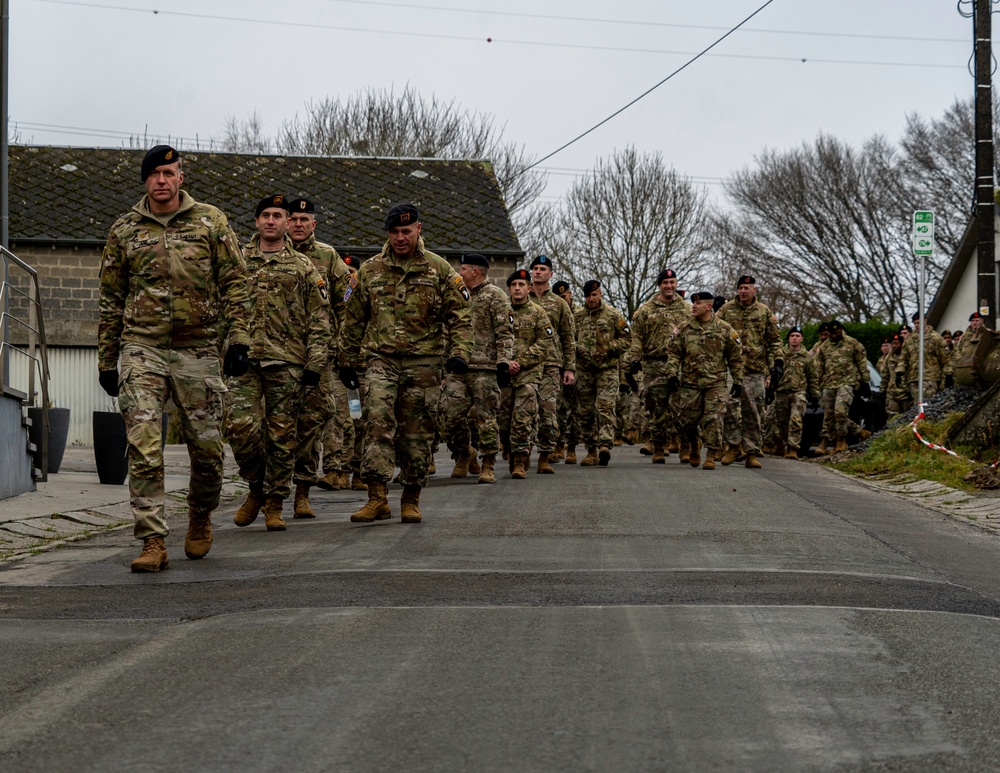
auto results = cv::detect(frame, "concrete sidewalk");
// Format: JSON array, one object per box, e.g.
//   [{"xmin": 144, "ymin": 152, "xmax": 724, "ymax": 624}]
[{"xmin": 0, "ymin": 445, "xmax": 244, "ymax": 561}]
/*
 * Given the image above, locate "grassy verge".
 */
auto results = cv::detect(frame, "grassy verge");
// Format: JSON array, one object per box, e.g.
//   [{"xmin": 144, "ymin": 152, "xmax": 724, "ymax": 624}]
[{"xmin": 828, "ymin": 412, "xmax": 984, "ymax": 492}]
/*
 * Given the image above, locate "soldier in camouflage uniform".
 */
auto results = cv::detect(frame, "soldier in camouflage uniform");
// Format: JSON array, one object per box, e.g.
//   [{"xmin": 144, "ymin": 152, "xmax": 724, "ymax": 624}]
[
  {"xmin": 440, "ymin": 253, "xmax": 514, "ymax": 484},
  {"xmin": 665, "ymin": 292, "xmax": 744, "ymax": 470},
  {"xmin": 98, "ymin": 145, "xmax": 251, "ymax": 573},
  {"xmin": 952, "ymin": 312, "xmax": 990, "ymax": 368},
  {"xmin": 894, "ymin": 313, "xmax": 954, "ymax": 405},
  {"xmin": 575, "ymin": 280, "xmax": 631, "ymax": 466},
  {"xmin": 769, "ymin": 326, "xmax": 817, "ymax": 460},
  {"xmin": 500, "ymin": 269, "xmax": 557, "ymax": 478},
  {"xmin": 552, "ymin": 279, "xmax": 582, "ymax": 462},
  {"xmin": 626, "ymin": 269, "xmax": 692, "ymax": 463},
  {"xmin": 285, "ymin": 198, "xmax": 351, "ymax": 512},
  {"xmin": 717, "ymin": 275, "xmax": 783, "ymax": 469},
  {"xmin": 337, "ymin": 255, "xmax": 370, "ymax": 491},
  {"xmin": 879, "ymin": 334, "xmax": 911, "ymax": 417},
  {"xmin": 339, "ymin": 203, "xmax": 473, "ymax": 523},
  {"xmin": 226, "ymin": 195, "xmax": 332, "ymax": 531},
  {"xmin": 814, "ymin": 319, "xmax": 870, "ymax": 454},
  {"xmin": 529, "ymin": 255, "xmax": 576, "ymax": 472}
]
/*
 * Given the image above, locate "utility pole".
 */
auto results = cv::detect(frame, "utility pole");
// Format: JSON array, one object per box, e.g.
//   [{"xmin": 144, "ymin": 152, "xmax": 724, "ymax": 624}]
[{"xmin": 974, "ymin": 0, "xmax": 997, "ymax": 325}]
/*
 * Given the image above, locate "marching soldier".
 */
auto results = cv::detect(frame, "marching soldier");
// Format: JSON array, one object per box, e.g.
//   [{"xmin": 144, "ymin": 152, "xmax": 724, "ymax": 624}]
[
  {"xmin": 440, "ymin": 253, "xmax": 514, "ymax": 484},
  {"xmin": 894, "ymin": 313, "xmax": 954, "ymax": 405},
  {"xmin": 814, "ymin": 320, "xmax": 869, "ymax": 455},
  {"xmin": 338, "ymin": 203, "xmax": 473, "ymax": 523},
  {"xmin": 665, "ymin": 292, "xmax": 744, "ymax": 470},
  {"xmin": 770, "ymin": 326, "xmax": 817, "ymax": 460},
  {"xmin": 226, "ymin": 195, "xmax": 332, "ymax": 531},
  {"xmin": 98, "ymin": 145, "xmax": 251, "ymax": 572},
  {"xmin": 880, "ymin": 333, "xmax": 911, "ymax": 417},
  {"xmin": 575, "ymin": 280, "xmax": 631, "ymax": 466},
  {"xmin": 551, "ymin": 279, "xmax": 580, "ymax": 462}
]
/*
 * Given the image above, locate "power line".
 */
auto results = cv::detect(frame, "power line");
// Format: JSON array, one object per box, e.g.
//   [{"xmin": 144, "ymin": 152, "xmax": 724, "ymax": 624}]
[{"xmin": 31, "ymin": 0, "xmax": 968, "ymax": 69}]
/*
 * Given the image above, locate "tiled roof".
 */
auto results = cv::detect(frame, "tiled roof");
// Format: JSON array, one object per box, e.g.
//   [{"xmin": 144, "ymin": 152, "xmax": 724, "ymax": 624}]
[{"xmin": 8, "ymin": 146, "xmax": 524, "ymax": 257}]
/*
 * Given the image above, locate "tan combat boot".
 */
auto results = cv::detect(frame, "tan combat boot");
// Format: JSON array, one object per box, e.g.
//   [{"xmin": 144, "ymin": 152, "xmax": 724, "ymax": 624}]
[
  {"xmin": 293, "ymin": 482, "xmax": 316, "ymax": 519},
  {"xmin": 721, "ymin": 443, "xmax": 740, "ymax": 466},
  {"xmin": 400, "ymin": 485, "xmax": 423, "ymax": 523},
  {"xmin": 678, "ymin": 440, "xmax": 690, "ymax": 464},
  {"xmin": 351, "ymin": 471, "xmax": 368, "ymax": 491},
  {"xmin": 468, "ymin": 451, "xmax": 482, "ymax": 476},
  {"xmin": 613, "ymin": 437, "xmax": 623, "ymax": 447},
  {"xmin": 131, "ymin": 536, "xmax": 169, "ymax": 573},
  {"xmin": 564, "ymin": 446, "xmax": 578, "ymax": 464},
  {"xmin": 816, "ymin": 438, "xmax": 830, "ymax": 456},
  {"xmin": 184, "ymin": 508, "xmax": 213, "ymax": 560},
  {"xmin": 263, "ymin": 496, "xmax": 287, "ymax": 531},
  {"xmin": 773, "ymin": 440, "xmax": 785, "ymax": 458},
  {"xmin": 761, "ymin": 441, "xmax": 775, "ymax": 456},
  {"xmin": 639, "ymin": 440, "xmax": 654, "ymax": 456},
  {"xmin": 428, "ymin": 458, "xmax": 437, "ymax": 475},
  {"xmin": 337, "ymin": 471, "xmax": 352, "ymax": 489},
  {"xmin": 351, "ymin": 482, "xmax": 392, "ymax": 522},
  {"xmin": 511, "ymin": 452, "xmax": 528, "ymax": 479},
  {"xmin": 745, "ymin": 454, "xmax": 762, "ymax": 469},
  {"xmin": 784, "ymin": 447, "xmax": 799, "ymax": 460},
  {"xmin": 834, "ymin": 436, "xmax": 849, "ymax": 454},
  {"xmin": 689, "ymin": 439, "xmax": 702, "ymax": 468},
  {"xmin": 667, "ymin": 435, "xmax": 680, "ymax": 454},
  {"xmin": 859, "ymin": 429, "xmax": 872, "ymax": 441},
  {"xmin": 451, "ymin": 448, "xmax": 472, "ymax": 478},
  {"xmin": 652, "ymin": 443, "xmax": 666, "ymax": 464},
  {"xmin": 702, "ymin": 452, "xmax": 717, "ymax": 471},
  {"xmin": 316, "ymin": 470, "xmax": 341, "ymax": 491},
  {"xmin": 234, "ymin": 481, "xmax": 264, "ymax": 527},
  {"xmin": 550, "ymin": 443, "xmax": 565, "ymax": 462},
  {"xmin": 598, "ymin": 446, "xmax": 612, "ymax": 466},
  {"xmin": 580, "ymin": 447, "xmax": 599, "ymax": 466},
  {"xmin": 537, "ymin": 451, "xmax": 555, "ymax": 474},
  {"xmin": 624, "ymin": 430, "xmax": 638, "ymax": 446},
  {"xmin": 478, "ymin": 454, "xmax": 496, "ymax": 484}
]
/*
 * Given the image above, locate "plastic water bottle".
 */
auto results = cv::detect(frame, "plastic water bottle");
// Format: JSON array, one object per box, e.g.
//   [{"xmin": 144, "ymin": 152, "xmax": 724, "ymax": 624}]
[{"xmin": 348, "ymin": 389, "xmax": 362, "ymax": 420}]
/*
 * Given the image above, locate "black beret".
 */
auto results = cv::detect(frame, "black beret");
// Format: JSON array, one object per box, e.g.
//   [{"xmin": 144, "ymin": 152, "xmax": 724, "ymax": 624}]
[
  {"xmin": 786, "ymin": 326, "xmax": 803, "ymax": 340},
  {"xmin": 552, "ymin": 280, "xmax": 570, "ymax": 295},
  {"xmin": 678, "ymin": 289, "xmax": 686, "ymax": 298},
  {"xmin": 829, "ymin": 319, "xmax": 843, "ymax": 331},
  {"xmin": 255, "ymin": 194, "xmax": 291, "ymax": 218},
  {"xmin": 971, "ymin": 311, "xmax": 984, "ymax": 320},
  {"xmin": 892, "ymin": 333, "xmax": 903, "ymax": 342},
  {"xmin": 384, "ymin": 203, "xmax": 419, "ymax": 230},
  {"xmin": 530, "ymin": 254, "xmax": 553, "ymax": 270},
  {"xmin": 817, "ymin": 321, "xmax": 831, "ymax": 333},
  {"xmin": 656, "ymin": 269, "xmax": 677, "ymax": 284},
  {"xmin": 899, "ymin": 324, "xmax": 912, "ymax": 333},
  {"xmin": 140, "ymin": 145, "xmax": 180, "ymax": 182},
  {"xmin": 882, "ymin": 337, "xmax": 894, "ymax": 344},
  {"xmin": 288, "ymin": 198, "xmax": 315, "ymax": 214},
  {"xmin": 942, "ymin": 329, "xmax": 952, "ymax": 336},
  {"xmin": 507, "ymin": 268, "xmax": 531, "ymax": 287},
  {"xmin": 343, "ymin": 255, "xmax": 361, "ymax": 270},
  {"xmin": 737, "ymin": 275, "xmax": 756, "ymax": 286},
  {"xmin": 461, "ymin": 253, "xmax": 490, "ymax": 268},
  {"xmin": 582, "ymin": 279, "xmax": 601, "ymax": 296},
  {"xmin": 911, "ymin": 312, "xmax": 922, "ymax": 322},
  {"xmin": 690, "ymin": 291, "xmax": 714, "ymax": 303}
]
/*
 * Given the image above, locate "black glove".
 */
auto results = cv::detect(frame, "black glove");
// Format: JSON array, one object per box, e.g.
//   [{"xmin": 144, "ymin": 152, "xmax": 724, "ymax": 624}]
[
  {"xmin": 666, "ymin": 376, "xmax": 680, "ymax": 393},
  {"xmin": 895, "ymin": 371, "xmax": 903, "ymax": 387},
  {"xmin": 446, "ymin": 356, "xmax": 469, "ymax": 375},
  {"xmin": 629, "ymin": 360, "xmax": 642, "ymax": 375},
  {"xmin": 625, "ymin": 372, "xmax": 638, "ymax": 392},
  {"xmin": 223, "ymin": 344, "xmax": 250, "ymax": 377},
  {"xmin": 857, "ymin": 381, "xmax": 871, "ymax": 399},
  {"xmin": 945, "ymin": 374, "xmax": 955, "ymax": 389},
  {"xmin": 808, "ymin": 396, "xmax": 819, "ymax": 411},
  {"xmin": 339, "ymin": 367, "xmax": 360, "ymax": 391},
  {"xmin": 496, "ymin": 362, "xmax": 511, "ymax": 388},
  {"xmin": 730, "ymin": 383, "xmax": 742, "ymax": 399},
  {"xmin": 99, "ymin": 369, "xmax": 119, "ymax": 397},
  {"xmin": 620, "ymin": 381, "xmax": 632, "ymax": 395},
  {"xmin": 765, "ymin": 387, "xmax": 776, "ymax": 406},
  {"xmin": 302, "ymin": 369, "xmax": 321, "ymax": 387},
  {"xmin": 770, "ymin": 360, "xmax": 784, "ymax": 389}
]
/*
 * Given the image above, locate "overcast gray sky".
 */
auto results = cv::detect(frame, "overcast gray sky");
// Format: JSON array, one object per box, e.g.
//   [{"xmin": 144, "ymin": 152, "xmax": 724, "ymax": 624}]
[{"xmin": 7, "ymin": 0, "xmax": 984, "ymax": 205}]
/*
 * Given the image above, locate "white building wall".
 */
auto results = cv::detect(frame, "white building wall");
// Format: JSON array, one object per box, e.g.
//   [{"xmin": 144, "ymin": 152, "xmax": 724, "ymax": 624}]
[{"xmin": 938, "ymin": 251, "xmax": 981, "ymax": 335}]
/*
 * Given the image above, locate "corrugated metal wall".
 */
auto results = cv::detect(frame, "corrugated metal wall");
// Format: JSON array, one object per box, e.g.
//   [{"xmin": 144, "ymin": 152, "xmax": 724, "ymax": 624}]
[{"xmin": 8, "ymin": 346, "xmax": 117, "ymax": 446}]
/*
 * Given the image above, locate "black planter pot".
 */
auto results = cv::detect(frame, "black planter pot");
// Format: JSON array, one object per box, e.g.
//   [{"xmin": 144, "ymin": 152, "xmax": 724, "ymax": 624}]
[
  {"xmin": 27, "ymin": 407, "xmax": 71, "ymax": 474},
  {"xmin": 92, "ymin": 411, "xmax": 169, "ymax": 485}
]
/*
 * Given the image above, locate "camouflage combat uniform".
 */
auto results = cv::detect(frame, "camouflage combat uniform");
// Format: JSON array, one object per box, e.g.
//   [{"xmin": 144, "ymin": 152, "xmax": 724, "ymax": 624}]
[
  {"xmin": 500, "ymin": 298, "xmax": 556, "ymax": 455},
  {"xmin": 529, "ymin": 288, "xmax": 576, "ymax": 453},
  {"xmin": 952, "ymin": 324, "xmax": 989, "ymax": 366},
  {"xmin": 894, "ymin": 327, "xmax": 953, "ymax": 404},
  {"xmin": 440, "ymin": 278, "xmax": 514, "ymax": 459},
  {"xmin": 224, "ymin": 234, "xmax": 331, "ymax": 499},
  {"xmin": 879, "ymin": 349, "xmax": 911, "ymax": 416},
  {"xmin": 627, "ymin": 293, "xmax": 692, "ymax": 447},
  {"xmin": 290, "ymin": 235, "xmax": 351, "ymax": 484},
  {"xmin": 717, "ymin": 298, "xmax": 782, "ymax": 455},
  {"xmin": 771, "ymin": 346, "xmax": 817, "ymax": 451},
  {"xmin": 557, "ymin": 301, "xmax": 585, "ymax": 448},
  {"xmin": 666, "ymin": 313, "xmax": 744, "ymax": 452},
  {"xmin": 575, "ymin": 300, "xmax": 631, "ymax": 450},
  {"xmin": 339, "ymin": 237, "xmax": 472, "ymax": 486},
  {"xmin": 98, "ymin": 190, "xmax": 250, "ymax": 541},
  {"xmin": 815, "ymin": 333, "xmax": 868, "ymax": 442}
]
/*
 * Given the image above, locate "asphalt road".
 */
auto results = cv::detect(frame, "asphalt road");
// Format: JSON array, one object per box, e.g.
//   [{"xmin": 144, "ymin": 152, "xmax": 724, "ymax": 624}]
[{"xmin": 2, "ymin": 450, "xmax": 1000, "ymax": 772}]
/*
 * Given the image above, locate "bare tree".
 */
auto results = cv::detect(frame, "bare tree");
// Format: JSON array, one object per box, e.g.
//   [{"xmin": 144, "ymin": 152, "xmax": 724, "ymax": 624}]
[
  {"xmin": 535, "ymin": 147, "xmax": 711, "ymax": 318},
  {"xmin": 223, "ymin": 85, "xmax": 546, "ymax": 221}
]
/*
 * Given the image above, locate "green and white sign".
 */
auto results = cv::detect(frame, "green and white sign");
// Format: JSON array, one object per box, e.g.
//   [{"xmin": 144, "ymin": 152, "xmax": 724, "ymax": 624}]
[{"xmin": 913, "ymin": 211, "xmax": 935, "ymax": 255}]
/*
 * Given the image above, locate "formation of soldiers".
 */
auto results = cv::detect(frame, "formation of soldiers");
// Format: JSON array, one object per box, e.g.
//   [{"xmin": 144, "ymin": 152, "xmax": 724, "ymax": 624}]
[{"xmin": 97, "ymin": 145, "xmax": 992, "ymax": 574}]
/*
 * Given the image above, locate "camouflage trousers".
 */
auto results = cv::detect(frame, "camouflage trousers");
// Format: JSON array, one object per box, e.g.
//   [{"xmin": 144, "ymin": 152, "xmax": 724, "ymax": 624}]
[
  {"xmin": 558, "ymin": 382, "xmax": 580, "ymax": 444},
  {"xmin": 820, "ymin": 385, "xmax": 860, "ymax": 440},
  {"xmin": 534, "ymin": 365, "xmax": 562, "ymax": 452},
  {"xmin": 772, "ymin": 391, "xmax": 807, "ymax": 448},
  {"xmin": 294, "ymin": 361, "xmax": 336, "ymax": 485},
  {"xmin": 577, "ymin": 366, "xmax": 619, "ymax": 449},
  {"xmin": 321, "ymin": 377, "xmax": 354, "ymax": 475},
  {"xmin": 500, "ymin": 382, "xmax": 539, "ymax": 454},
  {"xmin": 676, "ymin": 385, "xmax": 727, "ymax": 451},
  {"xmin": 615, "ymin": 387, "xmax": 631, "ymax": 440},
  {"xmin": 350, "ymin": 370, "xmax": 369, "ymax": 475},
  {"xmin": 118, "ymin": 343, "xmax": 227, "ymax": 540},
  {"xmin": 362, "ymin": 355, "xmax": 442, "ymax": 486},
  {"xmin": 225, "ymin": 361, "xmax": 306, "ymax": 499},
  {"xmin": 440, "ymin": 369, "xmax": 501, "ymax": 457},
  {"xmin": 723, "ymin": 373, "xmax": 766, "ymax": 454},
  {"xmin": 645, "ymin": 375, "xmax": 679, "ymax": 445},
  {"xmin": 886, "ymin": 392, "xmax": 913, "ymax": 417}
]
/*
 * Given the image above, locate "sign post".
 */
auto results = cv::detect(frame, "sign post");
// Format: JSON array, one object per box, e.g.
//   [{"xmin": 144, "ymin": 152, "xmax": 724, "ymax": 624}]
[{"xmin": 912, "ymin": 211, "xmax": 935, "ymax": 411}]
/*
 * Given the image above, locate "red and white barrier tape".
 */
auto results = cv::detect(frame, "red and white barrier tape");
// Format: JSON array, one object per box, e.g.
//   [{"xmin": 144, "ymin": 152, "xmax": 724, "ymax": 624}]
[{"xmin": 910, "ymin": 404, "xmax": 961, "ymax": 459}]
